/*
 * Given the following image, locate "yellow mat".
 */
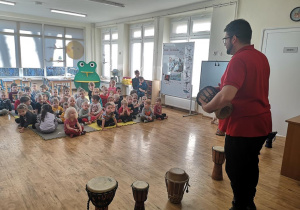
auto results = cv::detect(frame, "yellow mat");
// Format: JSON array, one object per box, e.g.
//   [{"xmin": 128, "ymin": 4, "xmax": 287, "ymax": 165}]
[{"xmin": 87, "ymin": 121, "xmax": 136, "ymax": 131}]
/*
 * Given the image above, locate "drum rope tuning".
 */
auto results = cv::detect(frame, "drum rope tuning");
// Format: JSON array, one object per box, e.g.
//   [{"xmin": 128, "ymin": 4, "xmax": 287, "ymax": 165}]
[{"xmin": 165, "ymin": 168, "xmax": 190, "ymax": 204}]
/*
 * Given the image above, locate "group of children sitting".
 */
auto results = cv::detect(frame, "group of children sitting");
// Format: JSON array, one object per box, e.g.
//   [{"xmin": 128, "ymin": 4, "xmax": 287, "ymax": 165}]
[{"xmin": 0, "ymin": 79, "xmax": 167, "ymax": 138}]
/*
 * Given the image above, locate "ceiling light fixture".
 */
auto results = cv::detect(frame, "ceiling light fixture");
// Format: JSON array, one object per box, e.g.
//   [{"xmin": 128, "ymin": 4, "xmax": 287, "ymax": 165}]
[
  {"xmin": 89, "ymin": 0, "xmax": 125, "ymax": 8},
  {"xmin": 0, "ymin": 0, "xmax": 16, "ymax": 6},
  {"xmin": 50, "ymin": 9, "xmax": 87, "ymax": 17}
]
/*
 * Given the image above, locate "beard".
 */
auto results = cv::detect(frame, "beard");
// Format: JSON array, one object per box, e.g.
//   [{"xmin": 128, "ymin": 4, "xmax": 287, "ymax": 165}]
[{"xmin": 226, "ymin": 43, "xmax": 233, "ymax": 55}]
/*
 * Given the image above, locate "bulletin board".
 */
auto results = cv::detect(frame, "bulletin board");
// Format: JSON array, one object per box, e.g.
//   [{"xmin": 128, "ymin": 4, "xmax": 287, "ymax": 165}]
[{"xmin": 161, "ymin": 42, "xmax": 195, "ymax": 99}]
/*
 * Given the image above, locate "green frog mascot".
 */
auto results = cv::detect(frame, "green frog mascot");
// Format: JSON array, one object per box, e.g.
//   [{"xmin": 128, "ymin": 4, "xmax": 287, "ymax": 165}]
[{"xmin": 74, "ymin": 61, "xmax": 100, "ymax": 92}]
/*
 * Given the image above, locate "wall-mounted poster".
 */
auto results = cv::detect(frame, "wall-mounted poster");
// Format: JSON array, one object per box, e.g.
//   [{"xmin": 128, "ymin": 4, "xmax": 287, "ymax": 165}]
[{"xmin": 161, "ymin": 42, "xmax": 195, "ymax": 99}]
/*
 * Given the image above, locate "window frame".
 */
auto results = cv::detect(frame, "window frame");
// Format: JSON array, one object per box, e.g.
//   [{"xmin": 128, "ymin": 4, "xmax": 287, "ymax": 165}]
[
  {"xmin": 0, "ymin": 19, "xmax": 85, "ymax": 78},
  {"xmin": 129, "ymin": 22, "xmax": 155, "ymax": 80},
  {"xmin": 101, "ymin": 27, "xmax": 118, "ymax": 79},
  {"xmin": 169, "ymin": 14, "xmax": 212, "ymax": 97}
]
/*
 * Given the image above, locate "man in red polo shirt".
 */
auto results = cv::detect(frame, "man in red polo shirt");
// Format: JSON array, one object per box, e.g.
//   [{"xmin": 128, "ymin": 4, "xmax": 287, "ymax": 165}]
[{"xmin": 200, "ymin": 19, "xmax": 272, "ymax": 210}]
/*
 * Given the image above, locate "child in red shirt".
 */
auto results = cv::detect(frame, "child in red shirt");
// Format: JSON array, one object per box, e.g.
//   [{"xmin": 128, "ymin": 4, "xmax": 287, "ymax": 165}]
[
  {"xmin": 154, "ymin": 97, "xmax": 168, "ymax": 120},
  {"xmin": 64, "ymin": 107, "xmax": 85, "ymax": 138},
  {"xmin": 118, "ymin": 99, "xmax": 133, "ymax": 123}
]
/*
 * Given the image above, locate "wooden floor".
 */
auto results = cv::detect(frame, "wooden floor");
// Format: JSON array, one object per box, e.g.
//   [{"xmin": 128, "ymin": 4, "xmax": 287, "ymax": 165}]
[{"xmin": 1, "ymin": 108, "xmax": 300, "ymax": 210}]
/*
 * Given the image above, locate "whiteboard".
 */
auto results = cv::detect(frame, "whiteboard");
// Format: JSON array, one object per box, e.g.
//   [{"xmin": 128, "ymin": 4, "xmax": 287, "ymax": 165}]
[
  {"xmin": 161, "ymin": 42, "xmax": 195, "ymax": 99},
  {"xmin": 199, "ymin": 61, "xmax": 228, "ymax": 90}
]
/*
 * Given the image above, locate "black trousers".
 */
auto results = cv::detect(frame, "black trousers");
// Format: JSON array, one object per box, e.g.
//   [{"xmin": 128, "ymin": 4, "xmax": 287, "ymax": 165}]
[
  {"xmin": 155, "ymin": 113, "xmax": 166, "ymax": 120},
  {"xmin": 119, "ymin": 114, "xmax": 132, "ymax": 122},
  {"xmin": 97, "ymin": 118, "xmax": 115, "ymax": 127},
  {"xmin": 225, "ymin": 135, "xmax": 267, "ymax": 209}
]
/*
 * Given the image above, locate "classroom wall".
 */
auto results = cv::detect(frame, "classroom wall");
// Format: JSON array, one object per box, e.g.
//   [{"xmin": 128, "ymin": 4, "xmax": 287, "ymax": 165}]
[{"xmin": 238, "ymin": 0, "xmax": 300, "ymax": 50}]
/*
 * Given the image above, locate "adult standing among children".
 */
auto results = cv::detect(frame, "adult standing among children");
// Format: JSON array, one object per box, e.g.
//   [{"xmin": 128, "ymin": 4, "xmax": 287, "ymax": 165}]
[
  {"xmin": 199, "ymin": 19, "xmax": 272, "ymax": 210},
  {"xmin": 137, "ymin": 77, "xmax": 148, "ymax": 99},
  {"xmin": 132, "ymin": 70, "xmax": 140, "ymax": 90}
]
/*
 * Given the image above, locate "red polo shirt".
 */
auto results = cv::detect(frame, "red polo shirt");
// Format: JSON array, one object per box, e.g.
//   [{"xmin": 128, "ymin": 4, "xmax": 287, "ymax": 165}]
[{"xmin": 219, "ymin": 45, "xmax": 272, "ymax": 137}]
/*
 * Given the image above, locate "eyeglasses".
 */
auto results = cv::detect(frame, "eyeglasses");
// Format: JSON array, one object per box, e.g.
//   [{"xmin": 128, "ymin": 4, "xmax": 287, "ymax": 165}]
[{"xmin": 222, "ymin": 36, "xmax": 233, "ymax": 44}]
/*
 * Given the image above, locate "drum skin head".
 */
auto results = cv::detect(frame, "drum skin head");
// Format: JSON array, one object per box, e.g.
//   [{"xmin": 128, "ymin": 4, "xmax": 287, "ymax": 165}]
[
  {"xmin": 213, "ymin": 146, "xmax": 224, "ymax": 152},
  {"xmin": 87, "ymin": 176, "xmax": 117, "ymax": 193},
  {"xmin": 132, "ymin": 181, "xmax": 149, "ymax": 190},
  {"xmin": 166, "ymin": 168, "xmax": 189, "ymax": 182}
]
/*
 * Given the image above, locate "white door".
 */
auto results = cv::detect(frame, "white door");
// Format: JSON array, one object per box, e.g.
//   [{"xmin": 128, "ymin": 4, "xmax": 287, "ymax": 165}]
[{"xmin": 262, "ymin": 28, "xmax": 300, "ymax": 136}]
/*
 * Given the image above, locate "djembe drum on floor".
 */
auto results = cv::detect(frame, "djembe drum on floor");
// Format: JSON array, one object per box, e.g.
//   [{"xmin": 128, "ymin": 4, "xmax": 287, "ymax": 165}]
[
  {"xmin": 165, "ymin": 168, "xmax": 190, "ymax": 204},
  {"xmin": 86, "ymin": 176, "xmax": 118, "ymax": 210},
  {"xmin": 212, "ymin": 146, "xmax": 226, "ymax": 181},
  {"xmin": 131, "ymin": 181, "xmax": 149, "ymax": 210}
]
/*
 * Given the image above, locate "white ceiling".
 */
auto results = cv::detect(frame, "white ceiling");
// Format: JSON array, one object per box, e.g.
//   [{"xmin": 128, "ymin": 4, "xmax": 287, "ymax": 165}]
[{"xmin": 0, "ymin": 0, "xmax": 208, "ymax": 23}]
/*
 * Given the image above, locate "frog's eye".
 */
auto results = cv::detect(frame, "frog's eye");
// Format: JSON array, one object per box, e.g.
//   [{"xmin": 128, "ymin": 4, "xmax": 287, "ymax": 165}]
[
  {"xmin": 90, "ymin": 63, "xmax": 95, "ymax": 68},
  {"xmin": 79, "ymin": 62, "xmax": 84, "ymax": 67}
]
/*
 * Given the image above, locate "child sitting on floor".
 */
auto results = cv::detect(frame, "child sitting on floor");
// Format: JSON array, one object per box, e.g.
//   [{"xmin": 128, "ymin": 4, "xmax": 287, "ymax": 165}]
[
  {"xmin": 64, "ymin": 107, "xmax": 85, "ymax": 138},
  {"xmin": 17, "ymin": 103, "xmax": 37, "ymax": 133},
  {"xmin": 24, "ymin": 86, "xmax": 35, "ymax": 109},
  {"xmin": 35, "ymin": 93, "xmax": 47, "ymax": 114},
  {"xmin": 76, "ymin": 88, "xmax": 88, "ymax": 108},
  {"xmin": 154, "ymin": 97, "xmax": 167, "ymax": 120},
  {"xmin": 40, "ymin": 84, "xmax": 51, "ymax": 100},
  {"xmin": 9, "ymin": 83, "xmax": 18, "ymax": 104},
  {"xmin": 116, "ymin": 87, "xmax": 123, "ymax": 101},
  {"xmin": 35, "ymin": 104, "xmax": 58, "ymax": 134},
  {"xmin": 62, "ymin": 86, "xmax": 71, "ymax": 100},
  {"xmin": 31, "ymin": 84, "xmax": 39, "ymax": 100},
  {"xmin": 141, "ymin": 99, "xmax": 154, "ymax": 123},
  {"xmin": 107, "ymin": 96, "xmax": 119, "ymax": 121},
  {"xmin": 97, "ymin": 102, "xmax": 119, "ymax": 130},
  {"xmin": 15, "ymin": 96, "xmax": 33, "ymax": 124},
  {"xmin": 0, "ymin": 90, "xmax": 12, "ymax": 115},
  {"xmin": 20, "ymin": 96, "xmax": 34, "ymax": 112},
  {"xmin": 50, "ymin": 88, "xmax": 60, "ymax": 103},
  {"xmin": 59, "ymin": 102, "xmax": 68, "ymax": 123},
  {"xmin": 132, "ymin": 93, "xmax": 139, "ymax": 117},
  {"xmin": 107, "ymin": 96, "xmax": 114, "ymax": 104},
  {"xmin": 60, "ymin": 96, "xmax": 69, "ymax": 107},
  {"xmin": 90, "ymin": 95, "xmax": 102, "ymax": 119},
  {"xmin": 14, "ymin": 91, "xmax": 25, "ymax": 114},
  {"xmin": 100, "ymin": 86, "xmax": 108, "ymax": 106},
  {"xmin": 130, "ymin": 89, "xmax": 137, "ymax": 96},
  {"xmin": 88, "ymin": 82, "xmax": 95, "ymax": 102},
  {"xmin": 68, "ymin": 96, "xmax": 79, "ymax": 111},
  {"xmin": 78, "ymin": 101, "xmax": 97, "ymax": 124},
  {"xmin": 139, "ymin": 96, "xmax": 147, "ymax": 113},
  {"xmin": 114, "ymin": 94, "xmax": 121, "ymax": 111},
  {"xmin": 93, "ymin": 87, "xmax": 103, "ymax": 106},
  {"xmin": 118, "ymin": 99, "xmax": 133, "ymax": 123},
  {"xmin": 73, "ymin": 87, "xmax": 82, "ymax": 100},
  {"xmin": 52, "ymin": 97, "xmax": 63, "ymax": 116},
  {"xmin": 42, "ymin": 92, "xmax": 51, "ymax": 105},
  {"xmin": 126, "ymin": 95, "xmax": 134, "ymax": 115},
  {"xmin": 93, "ymin": 87, "xmax": 100, "ymax": 96},
  {"xmin": 108, "ymin": 79, "xmax": 117, "ymax": 94}
]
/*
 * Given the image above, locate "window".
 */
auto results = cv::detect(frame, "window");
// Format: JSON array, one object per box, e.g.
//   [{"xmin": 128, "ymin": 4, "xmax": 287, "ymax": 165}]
[
  {"xmin": 44, "ymin": 25, "xmax": 85, "ymax": 70},
  {"xmin": 0, "ymin": 19, "xmax": 85, "ymax": 77},
  {"xmin": 130, "ymin": 23, "xmax": 155, "ymax": 80},
  {"xmin": 0, "ymin": 20, "xmax": 17, "ymax": 68},
  {"xmin": 101, "ymin": 28, "xmax": 118, "ymax": 79},
  {"xmin": 170, "ymin": 14, "xmax": 211, "ymax": 97}
]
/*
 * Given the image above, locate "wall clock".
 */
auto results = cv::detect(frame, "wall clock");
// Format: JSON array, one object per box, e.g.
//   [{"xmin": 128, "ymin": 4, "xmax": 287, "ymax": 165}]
[{"xmin": 290, "ymin": 7, "xmax": 300, "ymax": 22}]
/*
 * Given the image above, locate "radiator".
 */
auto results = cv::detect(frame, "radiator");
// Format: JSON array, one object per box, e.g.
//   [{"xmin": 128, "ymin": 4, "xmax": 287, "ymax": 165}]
[{"xmin": 164, "ymin": 95, "xmax": 196, "ymax": 111}]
